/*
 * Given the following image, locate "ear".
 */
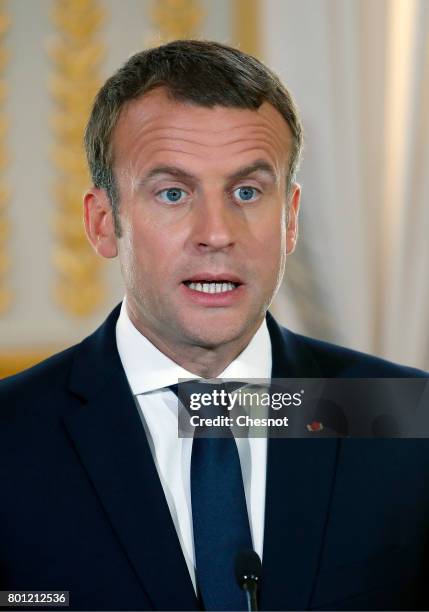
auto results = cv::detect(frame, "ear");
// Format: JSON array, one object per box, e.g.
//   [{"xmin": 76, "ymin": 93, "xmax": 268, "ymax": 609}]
[
  {"xmin": 83, "ymin": 188, "xmax": 118, "ymax": 258},
  {"xmin": 286, "ymin": 183, "xmax": 301, "ymax": 255}
]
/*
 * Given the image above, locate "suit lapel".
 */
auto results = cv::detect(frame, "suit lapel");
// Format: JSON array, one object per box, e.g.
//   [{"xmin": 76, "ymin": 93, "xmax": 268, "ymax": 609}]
[
  {"xmin": 261, "ymin": 314, "xmax": 340, "ymax": 610},
  {"xmin": 62, "ymin": 305, "xmax": 198, "ymax": 611}
]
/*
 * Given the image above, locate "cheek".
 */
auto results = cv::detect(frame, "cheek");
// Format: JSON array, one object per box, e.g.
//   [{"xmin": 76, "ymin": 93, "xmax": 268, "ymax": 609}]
[
  {"xmin": 263, "ymin": 240, "xmax": 286, "ymax": 284},
  {"xmin": 117, "ymin": 219, "xmax": 151, "ymax": 289},
  {"xmin": 251, "ymin": 213, "xmax": 286, "ymax": 265},
  {"xmin": 120, "ymin": 221, "xmax": 178, "ymax": 287},
  {"xmin": 250, "ymin": 224, "xmax": 286, "ymax": 296}
]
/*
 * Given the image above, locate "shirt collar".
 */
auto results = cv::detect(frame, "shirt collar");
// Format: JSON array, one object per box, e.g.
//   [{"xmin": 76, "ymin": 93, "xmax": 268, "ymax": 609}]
[{"xmin": 116, "ymin": 299, "xmax": 272, "ymax": 395}]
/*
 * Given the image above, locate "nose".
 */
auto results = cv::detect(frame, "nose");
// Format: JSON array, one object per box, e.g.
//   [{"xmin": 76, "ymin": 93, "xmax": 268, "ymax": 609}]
[{"xmin": 190, "ymin": 197, "xmax": 236, "ymax": 252}]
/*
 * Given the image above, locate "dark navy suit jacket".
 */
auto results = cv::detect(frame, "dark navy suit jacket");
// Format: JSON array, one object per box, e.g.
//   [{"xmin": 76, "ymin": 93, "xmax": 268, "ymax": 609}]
[{"xmin": 1, "ymin": 304, "xmax": 429, "ymax": 611}]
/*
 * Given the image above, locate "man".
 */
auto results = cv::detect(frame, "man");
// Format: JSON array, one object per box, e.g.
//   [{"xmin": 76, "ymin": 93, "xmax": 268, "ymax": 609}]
[{"xmin": 1, "ymin": 40, "xmax": 428, "ymax": 611}]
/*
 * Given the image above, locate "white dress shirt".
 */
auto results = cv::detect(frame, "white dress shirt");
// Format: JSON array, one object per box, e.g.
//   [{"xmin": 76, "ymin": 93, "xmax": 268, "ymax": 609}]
[{"xmin": 116, "ymin": 299, "xmax": 271, "ymax": 591}]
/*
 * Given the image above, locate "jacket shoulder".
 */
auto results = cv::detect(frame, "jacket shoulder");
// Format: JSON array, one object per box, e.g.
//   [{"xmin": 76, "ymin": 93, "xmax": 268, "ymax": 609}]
[
  {"xmin": 1, "ymin": 344, "xmax": 77, "ymax": 387},
  {"xmin": 283, "ymin": 327, "xmax": 428, "ymax": 378},
  {"xmin": 0, "ymin": 345, "xmax": 79, "ymax": 422}
]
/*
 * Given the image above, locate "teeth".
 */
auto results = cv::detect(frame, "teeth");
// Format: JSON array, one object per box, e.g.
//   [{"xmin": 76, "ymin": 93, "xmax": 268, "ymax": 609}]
[{"xmin": 187, "ymin": 281, "xmax": 236, "ymax": 293}]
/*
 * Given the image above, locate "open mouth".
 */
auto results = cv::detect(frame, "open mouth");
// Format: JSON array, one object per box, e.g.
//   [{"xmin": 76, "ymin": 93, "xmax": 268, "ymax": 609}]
[{"xmin": 183, "ymin": 280, "xmax": 241, "ymax": 294}]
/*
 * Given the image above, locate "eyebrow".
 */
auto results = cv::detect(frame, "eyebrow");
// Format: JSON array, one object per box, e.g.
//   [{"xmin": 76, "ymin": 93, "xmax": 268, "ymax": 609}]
[
  {"xmin": 138, "ymin": 160, "xmax": 278, "ymax": 188},
  {"xmin": 225, "ymin": 160, "xmax": 278, "ymax": 184},
  {"xmin": 140, "ymin": 165, "xmax": 195, "ymax": 186}
]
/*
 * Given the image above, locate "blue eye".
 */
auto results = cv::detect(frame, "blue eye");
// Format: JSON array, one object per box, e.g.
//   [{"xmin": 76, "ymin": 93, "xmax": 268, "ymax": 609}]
[
  {"xmin": 233, "ymin": 186, "xmax": 259, "ymax": 202},
  {"xmin": 158, "ymin": 188, "xmax": 186, "ymax": 203}
]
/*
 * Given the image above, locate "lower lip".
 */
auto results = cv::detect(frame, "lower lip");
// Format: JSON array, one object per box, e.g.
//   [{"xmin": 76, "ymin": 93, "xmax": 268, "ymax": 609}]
[{"xmin": 180, "ymin": 283, "xmax": 245, "ymax": 306}]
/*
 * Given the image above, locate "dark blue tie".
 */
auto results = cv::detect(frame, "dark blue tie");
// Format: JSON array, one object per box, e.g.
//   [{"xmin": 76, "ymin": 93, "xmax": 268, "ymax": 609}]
[{"xmin": 172, "ymin": 381, "xmax": 253, "ymax": 611}]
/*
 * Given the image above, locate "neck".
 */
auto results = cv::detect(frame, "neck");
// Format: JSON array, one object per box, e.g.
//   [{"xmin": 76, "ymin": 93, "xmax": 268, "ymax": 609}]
[{"xmin": 126, "ymin": 304, "xmax": 262, "ymax": 378}]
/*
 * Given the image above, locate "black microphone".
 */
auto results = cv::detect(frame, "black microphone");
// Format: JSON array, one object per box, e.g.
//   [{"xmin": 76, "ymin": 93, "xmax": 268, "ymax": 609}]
[{"xmin": 235, "ymin": 549, "xmax": 262, "ymax": 612}]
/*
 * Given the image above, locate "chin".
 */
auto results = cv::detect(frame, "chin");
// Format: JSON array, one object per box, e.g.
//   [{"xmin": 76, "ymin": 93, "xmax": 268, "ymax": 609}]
[
  {"xmin": 189, "ymin": 332, "xmax": 237, "ymax": 349},
  {"xmin": 182, "ymin": 314, "xmax": 253, "ymax": 349}
]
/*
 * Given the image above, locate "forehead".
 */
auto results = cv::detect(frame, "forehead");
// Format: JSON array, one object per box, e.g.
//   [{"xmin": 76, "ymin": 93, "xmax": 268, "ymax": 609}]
[{"xmin": 112, "ymin": 88, "xmax": 292, "ymax": 174}]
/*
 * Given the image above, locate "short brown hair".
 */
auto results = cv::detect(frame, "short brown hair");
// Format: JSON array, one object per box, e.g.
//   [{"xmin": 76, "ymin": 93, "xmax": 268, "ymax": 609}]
[{"xmin": 84, "ymin": 39, "xmax": 303, "ymax": 236}]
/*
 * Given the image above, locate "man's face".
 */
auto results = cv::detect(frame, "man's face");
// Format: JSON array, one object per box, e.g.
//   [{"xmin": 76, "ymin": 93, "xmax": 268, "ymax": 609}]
[{"xmin": 96, "ymin": 88, "xmax": 299, "ymax": 351}]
